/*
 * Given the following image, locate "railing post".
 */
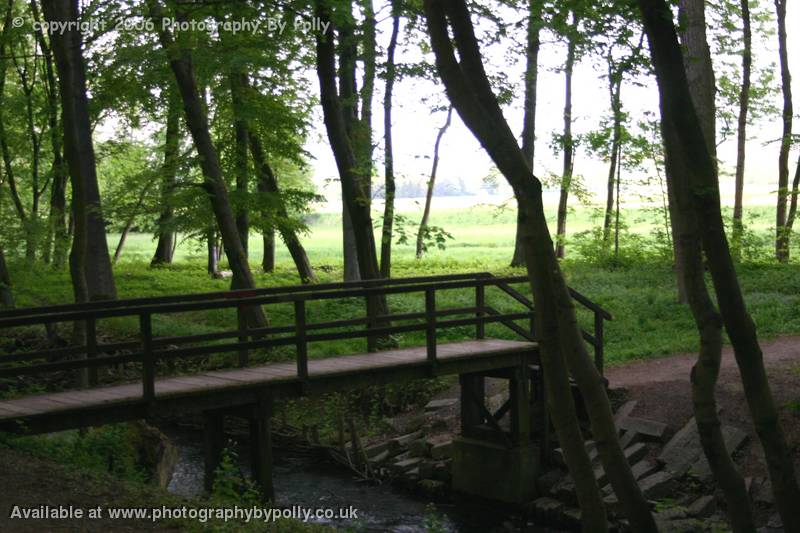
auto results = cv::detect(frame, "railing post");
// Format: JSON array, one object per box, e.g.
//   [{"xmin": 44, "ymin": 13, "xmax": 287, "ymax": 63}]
[
  {"xmin": 237, "ymin": 305, "xmax": 249, "ymax": 367},
  {"xmin": 475, "ymin": 284, "xmax": 485, "ymax": 340},
  {"xmin": 425, "ymin": 289, "xmax": 437, "ymax": 366},
  {"xmin": 295, "ymin": 300, "xmax": 308, "ymax": 380},
  {"xmin": 594, "ymin": 310, "xmax": 604, "ymax": 376},
  {"xmin": 140, "ymin": 312, "xmax": 155, "ymax": 402},
  {"xmin": 365, "ymin": 296, "xmax": 377, "ymax": 353},
  {"xmin": 85, "ymin": 316, "xmax": 98, "ymax": 387}
]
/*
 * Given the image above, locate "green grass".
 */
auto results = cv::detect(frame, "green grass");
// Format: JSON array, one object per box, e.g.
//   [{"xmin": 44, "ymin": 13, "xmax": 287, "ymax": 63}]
[{"xmin": 6, "ymin": 203, "xmax": 800, "ymax": 367}]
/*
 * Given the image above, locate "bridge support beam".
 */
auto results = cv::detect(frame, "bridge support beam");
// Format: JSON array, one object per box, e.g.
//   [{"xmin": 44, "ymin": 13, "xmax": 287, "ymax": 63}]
[
  {"xmin": 248, "ymin": 393, "xmax": 274, "ymax": 502},
  {"xmin": 452, "ymin": 365, "xmax": 539, "ymax": 504},
  {"xmin": 203, "ymin": 409, "xmax": 226, "ymax": 493}
]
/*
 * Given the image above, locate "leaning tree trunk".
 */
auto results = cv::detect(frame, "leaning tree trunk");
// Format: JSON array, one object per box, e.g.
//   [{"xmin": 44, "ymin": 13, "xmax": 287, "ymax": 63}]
[
  {"xmin": 731, "ymin": 0, "xmax": 751, "ymax": 257},
  {"xmin": 423, "ymin": 2, "xmax": 657, "ymax": 531},
  {"xmin": 230, "ymin": 71, "xmax": 250, "ymax": 258},
  {"xmin": 785, "ymin": 153, "xmax": 800, "ymax": 236},
  {"xmin": 149, "ymin": 0, "xmax": 266, "ymax": 326},
  {"xmin": 42, "ymin": 0, "xmax": 116, "ymax": 303},
  {"xmin": 151, "ymin": 91, "xmax": 180, "ymax": 266},
  {"xmin": 638, "ymin": 0, "xmax": 800, "ymax": 528},
  {"xmin": 774, "ymin": 0, "xmax": 792, "ymax": 262},
  {"xmin": 555, "ymin": 12, "xmax": 578, "ymax": 259},
  {"xmin": 249, "ymin": 133, "xmax": 316, "ymax": 284},
  {"xmin": 661, "ymin": 115, "xmax": 756, "ymax": 531},
  {"xmin": 511, "ymin": 0, "xmax": 542, "ymax": 267},
  {"xmin": 315, "ymin": 0, "xmax": 388, "ymax": 317},
  {"xmin": 416, "ymin": 106, "xmax": 452, "ymax": 259},
  {"xmin": 379, "ymin": 0, "xmax": 400, "ymax": 279}
]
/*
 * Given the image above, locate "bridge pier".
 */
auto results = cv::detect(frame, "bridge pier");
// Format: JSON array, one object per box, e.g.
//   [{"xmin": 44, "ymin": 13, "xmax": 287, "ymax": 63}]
[
  {"xmin": 452, "ymin": 365, "xmax": 540, "ymax": 504},
  {"xmin": 201, "ymin": 393, "xmax": 274, "ymax": 501}
]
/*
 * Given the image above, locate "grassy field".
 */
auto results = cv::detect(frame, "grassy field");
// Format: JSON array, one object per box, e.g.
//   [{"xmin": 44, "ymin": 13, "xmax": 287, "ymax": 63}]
[{"xmin": 8, "ymin": 204, "xmax": 800, "ymax": 367}]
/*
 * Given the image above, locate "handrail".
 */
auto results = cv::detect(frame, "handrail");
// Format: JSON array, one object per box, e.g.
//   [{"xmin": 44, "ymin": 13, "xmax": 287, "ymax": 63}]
[
  {"xmin": 0, "ymin": 272, "xmax": 612, "ymax": 400},
  {"xmin": 0, "ymin": 272, "xmax": 494, "ymax": 319}
]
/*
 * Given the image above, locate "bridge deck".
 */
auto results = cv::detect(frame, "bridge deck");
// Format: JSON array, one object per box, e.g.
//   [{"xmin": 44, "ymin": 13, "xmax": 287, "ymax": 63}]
[{"xmin": 0, "ymin": 338, "xmax": 537, "ymax": 434}]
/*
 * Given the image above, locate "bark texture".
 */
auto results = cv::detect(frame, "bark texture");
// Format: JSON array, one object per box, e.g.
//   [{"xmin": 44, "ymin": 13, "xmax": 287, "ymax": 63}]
[
  {"xmin": 423, "ymin": 2, "xmax": 657, "ymax": 531},
  {"xmin": 638, "ymin": 0, "xmax": 800, "ymax": 528},
  {"xmin": 774, "ymin": 0, "xmax": 792, "ymax": 261},
  {"xmin": 379, "ymin": 0, "xmax": 400, "ymax": 278},
  {"xmin": 731, "ymin": 0, "xmax": 751, "ymax": 254},
  {"xmin": 555, "ymin": 10, "xmax": 578, "ymax": 259},
  {"xmin": 151, "ymin": 92, "xmax": 180, "ymax": 266},
  {"xmin": 416, "ymin": 106, "xmax": 452, "ymax": 259}
]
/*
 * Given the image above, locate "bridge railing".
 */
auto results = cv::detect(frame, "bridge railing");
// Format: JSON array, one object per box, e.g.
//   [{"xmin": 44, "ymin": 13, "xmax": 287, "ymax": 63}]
[{"xmin": 0, "ymin": 273, "xmax": 611, "ymax": 401}]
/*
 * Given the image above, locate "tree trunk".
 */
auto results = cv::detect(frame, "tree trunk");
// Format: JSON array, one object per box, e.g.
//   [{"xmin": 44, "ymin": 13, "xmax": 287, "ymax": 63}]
[
  {"xmin": 149, "ymin": 0, "xmax": 265, "ymax": 326},
  {"xmin": 555, "ymin": 12, "xmax": 578, "ymax": 259},
  {"xmin": 206, "ymin": 229, "xmax": 219, "ymax": 278},
  {"xmin": 774, "ymin": 0, "xmax": 792, "ymax": 262},
  {"xmin": 230, "ymin": 71, "xmax": 250, "ymax": 258},
  {"xmin": 314, "ymin": 0, "xmax": 387, "ymax": 304},
  {"xmin": 151, "ymin": 91, "xmax": 180, "ymax": 266},
  {"xmin": 423, "ymin": 2, "xmax": 657, "ymax": 531},
  {"xmin": 639, "ymin": 1, "xmax": 800, "ymax": 528},
  {"xmin": 342, "ymin": 208, "xmax": 360, "ymax": 281},
  {"xmin": 731, "ymin": 0, "xmax": 751, "ymax": 257},
  {"xmin": 660, "ymin": 109, "xmax": 756, "ymax": 532},
  {"xmin": 416, "ymin": 106, "xmax": 452, "ymax": 259},
  {"xmin": 249, "ymin": 133, "xmax": 316, "ymax": 284},
  {"xmin": 0, "ymin": 246, "xmax": 12, "ymax": 308},
  {"xmin": 511, "ymin": 0, "xmax": 542, "ymax": 267},
  {"xmin": 262, "ymin": 228, "xmax": 275, "ymax": 273},
  {"xmin": 603, "ymin": 74, "xmax": 623, "ymax": 242},
  {"xmin": 379, "ymin": 0, "xmax": 400, "ymax": 279},
  {"xmin": 785, "ymin": 153, "xmax": 800, "ymax": 236},
  {"xmin": 42, "ymin": 0, "xmax": 116, "ymax": 303}
]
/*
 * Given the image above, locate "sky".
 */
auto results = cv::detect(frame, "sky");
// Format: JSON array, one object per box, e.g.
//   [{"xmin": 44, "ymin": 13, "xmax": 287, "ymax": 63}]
[{"xmin": 305, "ymin": 1, "xmax": 800, "ymax": 210}]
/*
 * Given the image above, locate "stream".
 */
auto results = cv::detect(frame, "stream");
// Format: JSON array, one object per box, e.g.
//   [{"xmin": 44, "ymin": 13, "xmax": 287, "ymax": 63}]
[{"xmin": 162, "ymin": 426, "xmax": 523, "ymax": 532}]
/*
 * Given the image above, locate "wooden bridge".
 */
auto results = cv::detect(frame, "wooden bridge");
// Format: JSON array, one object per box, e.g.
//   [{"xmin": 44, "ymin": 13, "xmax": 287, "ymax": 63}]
[{"xmin": 0, "ymin": 272, "xmax": 610, "ymax": 503}]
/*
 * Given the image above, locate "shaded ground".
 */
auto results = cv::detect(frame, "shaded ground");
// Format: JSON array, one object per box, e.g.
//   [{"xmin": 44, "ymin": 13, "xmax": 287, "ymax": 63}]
[
  {"xmin": 605, "ymin": 335, "xmax": 800, "ymax": 481},
  {"xmin": 0, "ymin": 447, "xmax": 177, "ymax": 532}
]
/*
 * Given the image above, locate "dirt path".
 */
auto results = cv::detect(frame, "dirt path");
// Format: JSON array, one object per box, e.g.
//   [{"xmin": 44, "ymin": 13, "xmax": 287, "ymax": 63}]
[{"xmin": 605, "ymin": 335, "xmax": 800, "ymax": 479}]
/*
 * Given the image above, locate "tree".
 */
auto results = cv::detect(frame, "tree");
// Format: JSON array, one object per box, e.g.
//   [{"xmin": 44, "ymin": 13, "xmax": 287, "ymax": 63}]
[
  {"xmin": 148, "ymin": 0, "xmax": 265, "ymax": 326},
  {"xmin": 379, "ymin": 0, "xmax": 401, "ymax": 278},
  {"xmin": 416, "ymin": 106, "xmax": 452, "ymax": 259},
  {"xmin": 151, "ymin": 91, "xmax": 180, "ymax": 266},
  {"xmin": 773, "ymin": 0, "xmax": 793, "ymax": 261},
  {"xmin": 730, "ymin": 0, "xmax": 751, "ymax": 253},
  {"xmin": 314, "ymin": 0, "xmax": 386, "ymax": 295},
  {"xmin": 42, "ymin": 0, "xmax": 116, "ymax": 303},
  {"xmin": 554, "ymin": 5, "xmax": 580, "ymax": 259},
  {"xmin": 422, "ymin": 2, "xmax": 657, "ymax": 530},
  {"xmin": 637, "ymin": 0, "xmax": 800, "ymax": 528},
  {"xmin": 511, "ymin": 0, "xmax": 543, "ymax": 267}
]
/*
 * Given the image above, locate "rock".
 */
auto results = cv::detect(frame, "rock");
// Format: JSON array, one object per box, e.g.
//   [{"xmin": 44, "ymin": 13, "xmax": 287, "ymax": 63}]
[
  {"xmin": 603, "ymin": 494, "xmax": 622, "ymax": 516},
  {"xmin": 527, "ymin": 497, "xmax": 564, "ymax": 522},
  {"xmin": 659, "ymin": 518, "xmax": 703, "ymax": 533},
  {"xmin": 630, "ymin": 459, "xmax": 657, "ymax": 481},
  {"xmin": 687, "ymin": 495, "xmax": 715, "ymax": 518},
  {"xmin": 550, "ymin": 476, "xmax": 577, "ymax": 506},
  {"xmin": 618, "ymin": 417, "xmax": 669, "ymax": 442},
  {"xmin": 536, "ymin": 468, "xmax": 566, "ymax": 494},
  {"xmin": 752, "ymin": 477, "xmax": 774, "ymax": 505},
  {"xmin": 594, "ymin": 464, "xmax": 607, "ymax": 487},
  {"xmin": 551, "ymin": 448, "xmax": 567, "ymax": 467},
  {"xmin": 432, "ymin": 461, "xmax": 451, "ymax": 483},
  {"xmin": 425, "ymin": 398, "xmax": 458, "ymax": 411},
  {"xmin": 687, "ymin": 426, "xmax": 748, "ymax": 482},
  {"xmin": 614, "ymin": 400, "xmax": 638, "ymax": 427},
  {"xmin": 430, "ymin": 440, "xmax": 453, "ymax": 460},
  {"xmin": 659, "ymin": 417, "xmax": 747, "ymax": 478},
  {"xmin": 638, "ymin": 471, "xmax": 676, "ymax": 500},
  {"xmin": 561, "ymin": 507, "xmax": 582, "ymax": 529},
  {"xmin": 392, "ymin": 430, "xmax": 424, "ymax": 448},
  {"xmin": 655, "ymin": 507, "xmax": 686, "ymax": 521},
  {"xmin": 408, "ymin": 438, "xmax": 429, "ymax": 457},
  {"xmin": 624, "ymin": 442, "xmax": 648, "ymax": 464},
  {"xmin": 383, "ymin": 414, "xmax": 424, "ymax": 434},
  {"xmin": 128, "ymin": 421, "xmax": 177, "ymax": 488},
  {"xmin": 417, "ymin": 460, "xmax": 434, "ymax": 479},
  {"xmin": 417, "ymin": 479, "xmax": 447, "ymax": 499},
  {"xmin": 619, "ymin": 430, "xmax": 641, "ymax": 449},
  {"xmin": 363, "ymin": 440, "xmax": 392, "ymax": 459},
  {"xmin": 427, "ymin": 418, "xmax": 449, "ymax": 432},
  {"xmin": 368, "ymin": 449, "xmax": 390, "ymax": 465},
  {"xmin": 392, "ymin": 456, "xmax": 423, "ymax": 473}
]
